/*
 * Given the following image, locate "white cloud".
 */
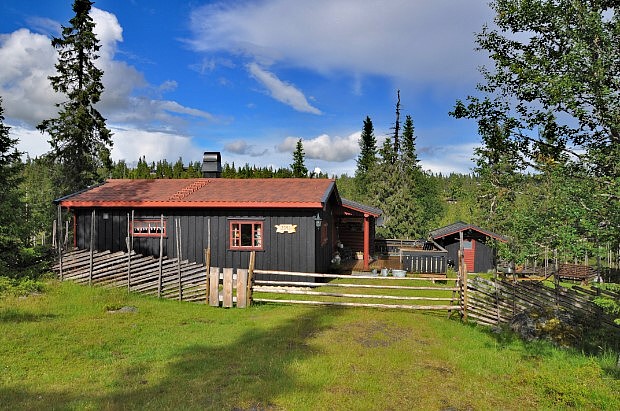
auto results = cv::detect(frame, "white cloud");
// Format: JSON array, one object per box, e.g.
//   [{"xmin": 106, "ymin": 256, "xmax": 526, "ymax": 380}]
[
  {"xmin": 90, "ymin": 7, "xmax": 123, "ymax": 61},
  {"xmin": 0, "ymin": 7, "xmax": 216, "ymax": 161},
  {"xmin": 224, "ymin": 140, "xmax": 268, "ymax": 157},
  {"xmin": 110, "ymin": 126, "xmax": 199, "ymax": 164},
  {"xmin": 247, "ymin": 63, "xmax": 321, "ymax": 114},
  {"xmin": 189, "ymin": 0, "xmax": 492, "ymax": 91},
  {"xmin": 9, "ymin": 125, "xmax": 51, "ymax": 159},
  {"xmin": 418, "ymin": 142, "xmax": 477, "ymax": 175},
  {"xmin": 0, "ymin": 28, "xmax": 60, "ymax": 123},
  {"xmin": 276, "ymin": 132, "xmax": 360, "ymax": 162}
]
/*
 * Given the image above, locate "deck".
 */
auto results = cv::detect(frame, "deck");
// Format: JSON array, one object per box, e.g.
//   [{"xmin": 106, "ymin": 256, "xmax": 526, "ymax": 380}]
[{"xmin": 338, "ymin": 256, "xmax": 403, "ymax": 274}]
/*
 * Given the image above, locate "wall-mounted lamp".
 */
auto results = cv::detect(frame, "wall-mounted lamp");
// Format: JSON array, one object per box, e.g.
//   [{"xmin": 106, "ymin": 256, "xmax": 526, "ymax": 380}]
[{"xmin": 314, "ymin": 213, "xmax": 322, "ymax": 229}]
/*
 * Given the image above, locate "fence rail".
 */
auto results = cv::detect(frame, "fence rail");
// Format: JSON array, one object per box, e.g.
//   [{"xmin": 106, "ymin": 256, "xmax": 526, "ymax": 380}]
[
  {"xmin": 54, "ymin": 248, "xmax": 618, "ymax": 337},
  {"xmin": 252, "ymin": 269, "xmax": 460, "ymax": 311}
]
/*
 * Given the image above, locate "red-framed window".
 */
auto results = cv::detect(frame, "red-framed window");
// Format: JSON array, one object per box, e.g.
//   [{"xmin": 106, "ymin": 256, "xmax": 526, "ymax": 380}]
[
  {"xmin": 230, "ymin": 221, "xmax": 263, "ymax": 250},
  {"xmin": 131, "ymin": 219, "xmax": 167, "ymax": 237}
]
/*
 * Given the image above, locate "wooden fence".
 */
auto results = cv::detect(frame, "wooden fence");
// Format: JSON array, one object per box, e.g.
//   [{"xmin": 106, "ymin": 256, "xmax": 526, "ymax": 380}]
[
  {"xmin": 54, "ymin": 249, "xmax": 618, "ymax": 336},
  {"xmin": 54, "ymin": 249, "xmax": 462, "ymax": 312},
  {"xmin": 56, "ymin": 249, "xmax": 209, "ymax": 302},
  {"xmin": 465, "ymin": 275, "xmax": 620, "ymax": 336}
]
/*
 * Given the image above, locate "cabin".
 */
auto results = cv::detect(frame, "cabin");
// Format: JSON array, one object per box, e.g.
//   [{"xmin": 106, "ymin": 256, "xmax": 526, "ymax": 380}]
[
  {"xmin": 55, "ymin": 153, "xmax": 382, "ymax": 274},
  {"xmin": 429, "ymin": 222, "xmax": 508, "ymax": 273}
]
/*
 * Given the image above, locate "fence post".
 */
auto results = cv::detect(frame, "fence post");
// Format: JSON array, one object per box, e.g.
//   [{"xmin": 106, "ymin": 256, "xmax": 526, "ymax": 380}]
[
  {"xmin": 205, "ymin": 218, "xmax": 211, "ymax": 304},
  {"xmin": 176, "ymin": 219, "xmax": 182, "ymax": 301},
  {"xmin": 237, "ymin": 269, "xmax": 248, "ymax": 308},
  {"xmin": 89, "ymin": 209, "xmax": 95, "ymax": 286},
  {"xmin": 126, "ymin": 212, "xmax": 132, "ymax": 292},
  {"xmin": 205, "ymin": 248, "xmax": 211, "ymax": 304},
  {"xmin": 223, "ymin": 268, "xmax": 233, "ymax": 308},
  {"xmin": 458, "ymin": 250, "xmax": 468, "ymax": 321},
  {"xmin": 57, "ymin": 206, "xmax": 64, "ymax": 281},
  {"xmin": 247, "ymin": 251, "xmax": 256, "ymax": 305},
  {"xmin": 209, "ymin": 267, "xmax": 219, "ymax": 306},
  {"xmin": 157, "ymin": 213, "xmax": 164, "ymax": 298}
]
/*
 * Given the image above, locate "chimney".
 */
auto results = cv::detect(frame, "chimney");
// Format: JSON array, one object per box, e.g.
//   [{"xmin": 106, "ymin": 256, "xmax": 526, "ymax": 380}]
[{"xmin": 202, "ymin": 151, "xmax": 222, "ymax": 178}]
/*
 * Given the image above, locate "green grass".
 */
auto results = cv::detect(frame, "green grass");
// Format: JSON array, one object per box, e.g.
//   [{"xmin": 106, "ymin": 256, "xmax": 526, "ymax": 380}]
[{"xmin": 1, "ymin": 280, "xmax": 619, "ymax": 410}]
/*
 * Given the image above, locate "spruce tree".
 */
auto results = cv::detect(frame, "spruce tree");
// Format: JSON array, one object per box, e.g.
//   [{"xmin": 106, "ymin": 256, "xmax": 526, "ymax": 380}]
[
  {"xmin": 355, "ymin": 116, "xmax": 377, "ymax": 197},
  {"xmin": 291, "ymin": 138, "xmax": 308, "ymax": 178},
  {"xmin": 0, "ymin": 96, "xmax": 25, "ymax": 257},
  {"xmin": 37, "ymin": 0, "xmax": 112, "ymax": 194},
  {"xmin": 392, "ymin": 90, "xmax": 401, "ymax": 161},
  {"xmin": 401, "ymin": 115, "xmax": 419, "ymax": 170}
]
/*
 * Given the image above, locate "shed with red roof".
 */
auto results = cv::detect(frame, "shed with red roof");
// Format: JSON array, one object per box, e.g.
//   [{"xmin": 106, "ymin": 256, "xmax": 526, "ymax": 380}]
[{"xmin": 429, "ymin": 222, "xmax": 508, "ymax": 273}]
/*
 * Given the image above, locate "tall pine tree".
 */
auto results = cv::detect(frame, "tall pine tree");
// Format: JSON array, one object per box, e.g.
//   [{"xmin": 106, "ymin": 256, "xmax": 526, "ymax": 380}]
[
  {"xmin": 401, "ymin": 115, "xmax": 418, "ymax": 170},
  {"xmin": 291, "ymin": 138, "xmax": 308, "ymax": 178},
  {"xmin": 0, "ymin": 96, "xmax": 25, "ymax": 260},
  {"xmin": 37, "ymin": 0, "xmax": 112, "ymax": 194},
  {"xmin": 355, "ymin": 116, "xmax": 377, "ymax": 197}
]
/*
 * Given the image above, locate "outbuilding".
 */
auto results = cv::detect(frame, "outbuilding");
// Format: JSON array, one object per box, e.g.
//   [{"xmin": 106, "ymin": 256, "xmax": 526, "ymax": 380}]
[
  {"xmin": 429, "ymin": 222, "xmax": 508, "ymax": 273},
  {"xmin": 56, "ymin": 156, "xmax": 382, "ymax": 274}
]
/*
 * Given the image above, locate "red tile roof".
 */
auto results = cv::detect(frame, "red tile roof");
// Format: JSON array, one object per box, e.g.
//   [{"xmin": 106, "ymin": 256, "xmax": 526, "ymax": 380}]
[{"xmin": 59, "ymin": 178, "xmax": 338, "ymax": 209}]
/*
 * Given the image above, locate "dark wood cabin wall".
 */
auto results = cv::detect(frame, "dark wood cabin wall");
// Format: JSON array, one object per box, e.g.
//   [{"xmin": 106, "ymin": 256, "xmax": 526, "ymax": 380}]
[
  {"xmin": 315, "ymin": 207, "xmax": 334, "ymax": 274},
  {"xmin": 73, "ymin": 207, "xmax": 322, "ymax": 274},
  {"xmin": 75, "ymin": 209, "xmax": 130, "ymax": 254}
]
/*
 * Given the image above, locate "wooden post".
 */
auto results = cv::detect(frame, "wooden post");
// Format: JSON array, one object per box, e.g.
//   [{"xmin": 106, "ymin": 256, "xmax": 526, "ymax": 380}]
[
  {"xmin": 247, "ymin": 250, "xmax": 256, "ymax": 305},
  {"xmin": 205, "ymin": 248, "xmax": 211, "ymax": 304},
  {"xmin": 57, "ymin": 205, "xmax": 63, "ymax": 280},
  {"xmin": 126, "ymin": 212, "xmax": 132, "ymax": 292},
  {"xmin": 209, "ymin": 267, "xmax": 219, "ymax": 306},
  {"xmin": 176, "ymin": 219, "xmax": 182, "ymax": 301},
  {"xmin": 223, "ymin": 268, "xmax": 233, "ymax": 307},
  {"xmin": 363, "ymin": 214, "xmax": 370, "ymax": 271},
  {"xmin": 457, "ymin": 250, "xmax": 468, "ymax": 322},
  {"xmin": 458, "ymin": 230, "xmax": 464, "ymax": 273},
  {"xmin": 52, "ymin": 219, "xmax": 57, "ymax": 248},
  {"xmin": 89, "ymin": 209, "xmax": 95, "ymax": 286},
  {"xmin": 205, "ymin": 218, "xmax": 211, "ymax": 304},
  {"xmin": 236, "ymin": 269, "xmax": 248, "ymax": 308},
  {"xmin": 158, "ymin": 213, "xmax": 164, "ymax": 298},
  {"xmin": 65, "ymin": 220, "xmax": 69, "ymax": 248}
]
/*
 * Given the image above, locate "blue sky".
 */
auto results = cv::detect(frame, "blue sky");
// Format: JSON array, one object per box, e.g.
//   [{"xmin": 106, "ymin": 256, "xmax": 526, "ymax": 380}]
[{"xmin": 0, "ymin": 0, "xmax": 495, "ymax": 176}]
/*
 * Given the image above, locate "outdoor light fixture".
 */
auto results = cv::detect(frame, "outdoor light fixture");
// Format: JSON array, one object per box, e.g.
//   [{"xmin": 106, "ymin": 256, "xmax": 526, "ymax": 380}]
[{"xmin": 314, "ymin": 213, "xmax": 322, "ymax": 229}]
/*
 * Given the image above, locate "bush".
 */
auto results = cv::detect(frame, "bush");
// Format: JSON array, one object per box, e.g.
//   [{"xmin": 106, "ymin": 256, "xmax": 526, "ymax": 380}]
[
  {"xmin": 0, "ymin": 244, "xmax": 54, "ymax": 280},
  {"xmin": 0, "ymin": 276, "xmax": 45, "ymax": 296}
]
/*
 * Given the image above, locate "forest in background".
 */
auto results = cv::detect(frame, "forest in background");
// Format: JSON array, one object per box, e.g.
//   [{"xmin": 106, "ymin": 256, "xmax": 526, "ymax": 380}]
[{"xmin": 2, "ymin": 0, "xmax": 620, "ymax": 276}]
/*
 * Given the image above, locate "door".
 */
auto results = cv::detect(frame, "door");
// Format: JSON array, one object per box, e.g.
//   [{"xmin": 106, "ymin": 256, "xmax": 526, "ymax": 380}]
[{"xmin": 462, "ymin": 240, "xmax": 475, "ymax": 272}]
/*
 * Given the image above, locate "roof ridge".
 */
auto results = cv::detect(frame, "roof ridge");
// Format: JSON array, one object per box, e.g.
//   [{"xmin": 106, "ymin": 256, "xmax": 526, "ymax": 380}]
[{"xmin": 168, "ymin": 179, "xmax": 209, "ymax": 201}]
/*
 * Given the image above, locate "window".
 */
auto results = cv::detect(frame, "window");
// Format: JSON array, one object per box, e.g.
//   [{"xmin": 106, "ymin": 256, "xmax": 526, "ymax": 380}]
[
  {"xmin": 132, "ymin": 219, "xmax": 166, "ymax": 237},
  {"xmin": 230, "ymin": 221, "xmax": 263, "ymax": 250}
]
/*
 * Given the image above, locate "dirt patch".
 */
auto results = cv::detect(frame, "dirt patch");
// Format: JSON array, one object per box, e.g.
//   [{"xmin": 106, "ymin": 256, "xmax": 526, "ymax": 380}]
[
  {"xmin": 350, "ymin": 320, "xmax": 407, "ymax": 348},
  {"xmin": 423, "ymin": 363, "xmax": 454, "ymax": 376}
]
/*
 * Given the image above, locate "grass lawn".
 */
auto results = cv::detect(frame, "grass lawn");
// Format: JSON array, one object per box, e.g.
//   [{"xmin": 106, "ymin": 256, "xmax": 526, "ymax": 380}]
[{"xmin": 1, "ymin": 280, "xmax": 619, "ymax": 410}]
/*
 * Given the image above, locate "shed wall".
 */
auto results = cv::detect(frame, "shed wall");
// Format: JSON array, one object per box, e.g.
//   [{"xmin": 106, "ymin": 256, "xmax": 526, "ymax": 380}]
[{"xmin": 439, "ymin": 236, "xmax": 497, "ymax": 273}]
